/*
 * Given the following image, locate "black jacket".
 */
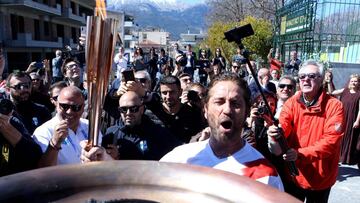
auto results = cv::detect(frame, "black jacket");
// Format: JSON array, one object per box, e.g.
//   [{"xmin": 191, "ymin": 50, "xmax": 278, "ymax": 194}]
[
  {"xmin": 102, "ymin": 115, "xmax": 181, "ymax": 160},
  {"xmin": 0, "ymin": 116, "xmax": 42, "ymax": 177}
]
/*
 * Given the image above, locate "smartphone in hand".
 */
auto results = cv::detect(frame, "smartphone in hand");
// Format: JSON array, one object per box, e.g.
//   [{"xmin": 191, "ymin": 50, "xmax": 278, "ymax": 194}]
[{"xmin": 122, "ymin": 70, "xmax": 135, "ymax": 82}]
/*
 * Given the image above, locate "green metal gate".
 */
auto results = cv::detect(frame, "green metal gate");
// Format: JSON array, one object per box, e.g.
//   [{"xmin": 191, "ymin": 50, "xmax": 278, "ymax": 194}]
[{"xmin": 274, "ymin": 0, "xmax": 360, "ymax": 64}]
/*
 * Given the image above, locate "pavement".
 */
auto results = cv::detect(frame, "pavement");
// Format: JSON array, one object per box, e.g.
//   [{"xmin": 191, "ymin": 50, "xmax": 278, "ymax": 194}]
[{"xmin": 329, "ymin": 164, "xmax": 360, "ymax": 203}]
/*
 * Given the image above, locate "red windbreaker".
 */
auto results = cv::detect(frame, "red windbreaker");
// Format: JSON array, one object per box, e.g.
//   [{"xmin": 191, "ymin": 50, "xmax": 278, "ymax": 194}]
[{"xmin": 280, "ymin": 90, "xmax": 344, "ymax": 190}]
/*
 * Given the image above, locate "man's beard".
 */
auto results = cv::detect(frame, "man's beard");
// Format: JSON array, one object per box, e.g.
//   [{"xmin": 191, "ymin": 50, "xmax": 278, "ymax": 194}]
[{"xmin": 12, "ymin": 93, "xmax": 30, "ymax": 104}]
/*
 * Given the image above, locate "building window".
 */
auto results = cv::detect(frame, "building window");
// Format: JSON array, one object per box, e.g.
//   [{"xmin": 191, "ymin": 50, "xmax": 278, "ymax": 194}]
[
  {"xmin": 44, "ymin": 21, "xmax": 50, "ymax": 36},
  {"xmin": 56, "ymin": 0, "xmax": 62, "ymax": 6},
  {"xmin": 125, "ymin": 41, "xmax": 130, "ymax": 49},
  {"xmin": 71, "ymin": 1, "xmax": 76, "ymax": 15},
  {"xmin": 10, "ymin": 15, "xmax": 24, "ymax": 40},
  {"xmin": 71, "ymin": 27, "xmax": 77, "ymax": 43},
  {"xmin": 142, "ymin": 33, "xmax": 147, "ymax": 42},
  {"xmin": 34, "ymin": 19, "xmax": 40, "ymax": 40},
  {"xmin": 57, "ymin": 24, "xmax": 64, "ymax": 38}
]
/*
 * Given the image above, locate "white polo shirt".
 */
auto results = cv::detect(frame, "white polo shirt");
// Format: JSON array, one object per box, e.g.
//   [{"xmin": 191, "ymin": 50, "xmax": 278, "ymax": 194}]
[{"xmin": 33, "ymin": 115, "xmax": 102, "ymax": 165}]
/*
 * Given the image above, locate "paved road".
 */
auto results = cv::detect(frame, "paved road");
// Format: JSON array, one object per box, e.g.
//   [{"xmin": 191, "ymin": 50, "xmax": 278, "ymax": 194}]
[{"xmin": 329, "ymin": 164, "xmax": 360, "ymax": 203}]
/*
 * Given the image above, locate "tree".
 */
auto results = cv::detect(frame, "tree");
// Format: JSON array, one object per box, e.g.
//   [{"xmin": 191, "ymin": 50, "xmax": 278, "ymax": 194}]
[
  {"xmin": 204, "ymin": 16, "xmax": 273, "ymax": 64},
  {"xmin": 206, "ymin": 0, "xmax": 284, "ymax": 25}
]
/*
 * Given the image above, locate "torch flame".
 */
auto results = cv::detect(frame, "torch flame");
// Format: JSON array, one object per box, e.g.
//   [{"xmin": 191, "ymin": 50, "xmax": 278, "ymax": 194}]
[{"xmin": 95, "ymin": 0, "xmax": 107, "ymax": 19}]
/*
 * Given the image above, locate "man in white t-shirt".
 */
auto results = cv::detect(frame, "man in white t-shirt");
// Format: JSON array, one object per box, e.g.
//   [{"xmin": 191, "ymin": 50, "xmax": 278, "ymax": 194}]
[
  {"xmin": 33, "ymin": 86, "xmax": 101, "ymax": 166},
  {"xmin": 160, "ymin": 73, "xmax": 284, "ymax": 191},
  {"xmin": 113, "ymin": 46, "xmax": 129, "ymax": 79}
]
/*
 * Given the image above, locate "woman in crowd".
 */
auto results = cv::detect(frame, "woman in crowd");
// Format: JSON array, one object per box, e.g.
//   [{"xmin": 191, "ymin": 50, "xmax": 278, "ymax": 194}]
[{"xmin": 332, "ymin": 74, "xmax": 360, "ymax": 169}]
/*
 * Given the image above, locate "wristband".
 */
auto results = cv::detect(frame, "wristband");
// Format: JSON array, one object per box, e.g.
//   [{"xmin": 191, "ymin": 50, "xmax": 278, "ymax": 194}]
[{"xmin": 49, "ymin": 139, "xmax": 62, "ymax": 151}]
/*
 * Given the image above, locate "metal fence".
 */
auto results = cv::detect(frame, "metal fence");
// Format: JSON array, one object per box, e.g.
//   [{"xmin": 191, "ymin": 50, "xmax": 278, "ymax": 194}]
[{"xmin": 275, "ymin": 0, "xmax": 360, "ymax": 64}]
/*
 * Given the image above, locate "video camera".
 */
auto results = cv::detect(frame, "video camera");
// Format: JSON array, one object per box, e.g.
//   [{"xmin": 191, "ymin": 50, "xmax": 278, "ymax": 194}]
[
  {"xmin": 224, "ymin": 24, "xmax": 254, "ymax": 44},
  {"xmin": 0, "ymin": 98, "xmax": 14, "ymax": 115}
]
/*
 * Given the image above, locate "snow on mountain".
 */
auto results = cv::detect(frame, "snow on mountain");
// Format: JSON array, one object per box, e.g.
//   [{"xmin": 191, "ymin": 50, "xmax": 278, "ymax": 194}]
[
  {"xmin": 107, "ymin": 0, "xmax": 208, "ymax": 40},
  {"xmin": 108, "ymin": 0, "xmax": 202, "ymax": 11}
]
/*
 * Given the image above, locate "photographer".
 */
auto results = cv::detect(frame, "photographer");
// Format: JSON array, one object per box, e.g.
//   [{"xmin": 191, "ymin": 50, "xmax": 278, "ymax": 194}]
[
  {"xmin": 52, "ymin": 50, "xmax": 64, "ymax": 83},
  {"xmin": 246, "ymin": 87, "xmax": 287, "ymax": 184},
  {"xmin": 247, "ymin": 88, "xmax": 278, "ymax": 159},
  {"xmin": 181, "ymin": 83, "xmax": 207, "ymax": 111},
  {"xmin": 0, "ymin": 97, "xmax": 42, "ymax": 176}
]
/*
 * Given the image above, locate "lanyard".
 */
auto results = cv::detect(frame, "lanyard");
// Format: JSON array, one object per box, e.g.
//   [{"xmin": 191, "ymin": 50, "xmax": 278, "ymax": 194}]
[{"xmin": 64, "ymin": 126, "xmax": 88, "ymax": 156}]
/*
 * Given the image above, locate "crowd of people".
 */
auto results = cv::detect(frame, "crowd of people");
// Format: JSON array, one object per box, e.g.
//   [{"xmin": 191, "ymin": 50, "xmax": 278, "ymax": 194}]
[{"xmin": 0, "ymin": 42, "xmax": 359, "ymax": 202}]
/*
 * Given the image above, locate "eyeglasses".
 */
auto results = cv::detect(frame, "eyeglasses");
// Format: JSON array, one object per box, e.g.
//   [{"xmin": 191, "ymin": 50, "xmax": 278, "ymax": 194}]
[
  {"xmin": 135, "ymin": 78, "xmax": 147, "ymax": 83},
  {"xmin": 298, "ymin": 73, "xmax": 320, "ymax": 80},
  {"xmin": 32, "ymin": 78, "xmax": 40, "ymax": 82},
  {"xmin": 232, "ymin": 65, "xmax": 240, "ymax": 68},
  {"xmin": 119, "ymin": 105, "xmax": 141, "ymax": 114},
  {"xmin": 278, "ymin": 84, "xmax": 294, "ymax": 89},
  {"xmin": 10, "ymin": 83, "xmax": 30, "ymax": 90},
  {"xmin": 59, "ymin": 103, "xmax": 83, "ymax": 112},
  {"xmin": 66, "ymin": 64, "xmax": 79, "ymax": 70},
  {"xmin": 51, "ymin": 96, "xmax": 58, "ymax": 101}
]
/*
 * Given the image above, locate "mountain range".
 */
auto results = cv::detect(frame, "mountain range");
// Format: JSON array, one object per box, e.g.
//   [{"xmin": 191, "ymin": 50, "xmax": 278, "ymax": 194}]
[{"xmin": 107, "ymin": 0, "xmax": 209, "ymax": 40}]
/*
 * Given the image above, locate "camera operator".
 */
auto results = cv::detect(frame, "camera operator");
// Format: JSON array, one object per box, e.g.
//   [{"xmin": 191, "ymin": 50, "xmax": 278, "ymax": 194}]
[
  {"xmin": 245, "ymin": 87, "xmax": 288, "ymax": 183},
  {"xmin": 0, "ymin": 96, "xmax": 42, "ymax": 177}
]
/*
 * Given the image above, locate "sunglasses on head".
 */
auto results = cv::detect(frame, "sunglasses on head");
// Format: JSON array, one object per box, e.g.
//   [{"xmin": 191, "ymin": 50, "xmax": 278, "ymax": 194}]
[
  {"xmin": 119, "ymin": 105, "xmax": 141, "ymax": 114},
  {"xmin": 278, "ymin": 84, "xmax": 294, "ymax": 89},
  {"xmin": 298, "ymin": 73, "xmax": 320, "ymax": 80},
  {"xmin": 59, "ymin": 103, "xmax": 83, "ymax": 112},
  {"xmin": 10, "ymin": 83, "xmax": 30, "ymax": 90},
  {"xmin": 135, "ymin": 78, "xmax": 147, "ymax": 83}
]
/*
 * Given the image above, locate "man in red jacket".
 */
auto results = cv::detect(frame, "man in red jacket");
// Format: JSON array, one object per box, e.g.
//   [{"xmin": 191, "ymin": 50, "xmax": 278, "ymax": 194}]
[{"xmin": 267, "ymin": 60, "xmax": 344, "ymax": 202}]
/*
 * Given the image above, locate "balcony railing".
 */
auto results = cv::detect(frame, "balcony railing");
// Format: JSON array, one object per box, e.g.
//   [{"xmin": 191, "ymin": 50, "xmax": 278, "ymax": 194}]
[
  {"xmin": 124, "ymin": 34, "xmax": 136, "ymax": 41},
  {"xmin": 5, "ymin": 33, "xmax": 63, "ymax": 48},
  {"xmin": 124, "ymin": 21, "xmax": 134, "ymax": 27},
  {"xmin": 63, "ymin": 8, "xmax": 86, "ymax": 24},
  {"xmin": 0, "ymin": 0, "xmax": 62, "ymax": 16}
]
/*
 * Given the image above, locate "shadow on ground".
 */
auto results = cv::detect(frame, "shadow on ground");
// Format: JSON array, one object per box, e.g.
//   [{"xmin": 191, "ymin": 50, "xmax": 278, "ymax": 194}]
[{"xmin": 337, "ymin": 164, "xmax": 360, "ymax": 182}]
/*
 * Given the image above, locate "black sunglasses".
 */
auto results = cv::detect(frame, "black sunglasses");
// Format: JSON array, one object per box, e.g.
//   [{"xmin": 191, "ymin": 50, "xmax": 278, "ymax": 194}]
[
  {"xmin": 298, "ymin": 73, "xmax": 320, "ymax": 80},
  {"xmin": 135, "ymin": 78, "xmax": 147, "ymax": 83},
  {"xmin": 119, "ymin": 105, "xmax": 141, "ymax": 114},
  {"xmin": 51, "ymin": 95, "xmax": 58, "ymax": 101},
  {"xmin": 10, "ymin": 83, "xmax": 30, "ymax": 90},
  {"xmin": 59, "ymin": 103, "xmax": 83, "ymax": 112},
  {"xmin": 232, "ymin": 65, "xmax": 240, "ymax": 68},
  {"xmin": 278, "ymin": 84, "xmax": 294, "ymax": 89}
]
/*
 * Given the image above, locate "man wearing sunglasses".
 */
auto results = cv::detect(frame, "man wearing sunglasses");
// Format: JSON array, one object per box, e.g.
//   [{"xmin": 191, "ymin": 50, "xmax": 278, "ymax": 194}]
[
  {"xmin": 6, "ymin": 71, "xmax": 52, "ymax": 134},
  {"xmin": 99, "ymin": 91, "xmax": 180, "ymax": 160},
  {"xmin": 267, "ymin": 60, "xmax": 344, "ymax": 202},
  {"xmin": 33, "ymin": 86, "xmax": 99, "ymax": 166},
  {"xmin": 274, "ymin": 76, "xmax": 296, "ymax": 119}
]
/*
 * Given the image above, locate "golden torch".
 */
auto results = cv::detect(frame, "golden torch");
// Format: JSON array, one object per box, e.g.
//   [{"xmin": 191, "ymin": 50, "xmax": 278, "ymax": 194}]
[{"xmin": 86, "ymin": 0, "xmax": 118, "ymax": 146}]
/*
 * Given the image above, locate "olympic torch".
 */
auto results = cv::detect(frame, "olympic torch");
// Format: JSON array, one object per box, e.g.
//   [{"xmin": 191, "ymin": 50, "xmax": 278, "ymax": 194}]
[{"xmin": 86, "ymin": 0, "xmax": 118, "ymax": 147}]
